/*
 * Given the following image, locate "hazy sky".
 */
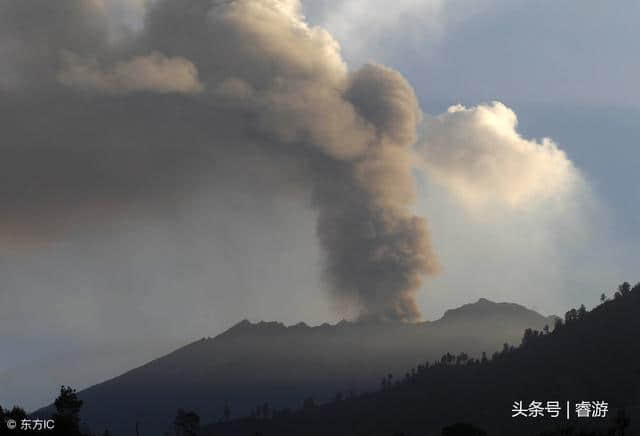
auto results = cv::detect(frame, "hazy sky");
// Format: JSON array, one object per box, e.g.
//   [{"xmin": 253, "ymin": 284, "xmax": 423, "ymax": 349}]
[{"xmin": 1, "ymin": 0, "xmax": 638, "ymax": 378}]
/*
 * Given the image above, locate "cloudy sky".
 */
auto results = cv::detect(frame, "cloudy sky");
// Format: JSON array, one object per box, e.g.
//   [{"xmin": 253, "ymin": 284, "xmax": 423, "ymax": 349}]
[
  {"xmin": 304, "ymin": 0, "xmax": 638, "ymax": 312},
  {"xmin": 1, "ymin": 0, "xmax": 638, "ymax": 401}
]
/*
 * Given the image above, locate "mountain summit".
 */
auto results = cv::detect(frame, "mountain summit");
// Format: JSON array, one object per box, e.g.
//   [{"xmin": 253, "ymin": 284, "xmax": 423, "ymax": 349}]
[{"xmin": 35, "ymin": 299, "xmax": 556, "ymax": 435}]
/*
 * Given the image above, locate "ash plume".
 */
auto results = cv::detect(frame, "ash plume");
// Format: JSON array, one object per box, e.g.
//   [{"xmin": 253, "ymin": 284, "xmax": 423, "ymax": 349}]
[{"xmin": 0, "ymin": 0, "xmax": 438, "ymax": 321}]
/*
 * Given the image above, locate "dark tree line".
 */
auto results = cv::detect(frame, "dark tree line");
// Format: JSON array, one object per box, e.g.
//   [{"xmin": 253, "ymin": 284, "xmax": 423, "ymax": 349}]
[
  {"xmin": 0, "ymin": 385, "xmax": 103, "ymax": 436},
  {"xmin": 4, "ymin": 281, "xmax": 638, "ymax": 436},
  {"xmin": 204, "ymin": 281, "xmax": 640, "ymax": 436}
]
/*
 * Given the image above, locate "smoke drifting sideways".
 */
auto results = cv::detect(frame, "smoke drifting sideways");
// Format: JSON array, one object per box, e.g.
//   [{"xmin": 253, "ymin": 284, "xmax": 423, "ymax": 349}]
[{"xmin": 0, "ymin": 0, "xmax": 439, "ymax": 322}]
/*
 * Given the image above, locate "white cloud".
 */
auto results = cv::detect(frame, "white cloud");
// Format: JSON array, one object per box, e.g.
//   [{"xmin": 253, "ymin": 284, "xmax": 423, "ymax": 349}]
[
  {"xmin": 416, "ymin": 101, "xmax": 583, "ymax": 209},
  {"xmin": 411, "ymin": 101, "xmax": 617, "ymax": 320}
]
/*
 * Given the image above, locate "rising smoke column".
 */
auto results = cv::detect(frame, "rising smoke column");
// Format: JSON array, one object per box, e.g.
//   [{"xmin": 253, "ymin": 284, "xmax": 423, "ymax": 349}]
[
  {"xmin": 0, "ymin": 0, "xmax": 438, "ymax": 321},
  {"xmin": 312, "ymin": 64, "xmax": 440, "ymax": 320}
]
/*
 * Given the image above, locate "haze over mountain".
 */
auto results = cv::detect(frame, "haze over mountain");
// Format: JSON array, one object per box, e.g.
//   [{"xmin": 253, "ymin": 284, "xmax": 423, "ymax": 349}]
[
  {"xmin": 207, "ymin": 281, "xmax": 640, "ymax": 436},
  {"xmin": 33, "ymin": 298, "xmax": 556, "ymax": 435},
  {"xmin": 0, "ymin": 341, "xmax": 179, "ymax": 412}
]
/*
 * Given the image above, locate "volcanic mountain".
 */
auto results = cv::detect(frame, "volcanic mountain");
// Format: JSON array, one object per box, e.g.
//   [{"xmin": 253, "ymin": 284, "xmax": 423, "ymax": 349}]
[
  {"xmin": 206, "ymin": 282, "xmax": 640, "ymax": 436},
  {"xmin": 35, "ymin": 298, "xmax": 556, "ymax": 435}
]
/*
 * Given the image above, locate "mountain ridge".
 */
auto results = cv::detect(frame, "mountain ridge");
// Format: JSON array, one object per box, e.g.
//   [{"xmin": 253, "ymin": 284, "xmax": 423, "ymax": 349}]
[
  {"xmin": 31, "ymin": 297, "xmax": 557, "ymax": 435},
  {"xmin": 206, "ymin": 283, "xmax": 640, "ymax": 436},
  {"xmin": 217, "ymin": 297, "xmax": 556, "ymax": 337}
]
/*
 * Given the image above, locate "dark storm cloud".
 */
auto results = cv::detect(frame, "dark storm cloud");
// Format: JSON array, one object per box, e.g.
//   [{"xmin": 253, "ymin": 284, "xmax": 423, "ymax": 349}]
[{"xmin": 0, "ymin": 0, "xmax": 438, "ymax": 321}]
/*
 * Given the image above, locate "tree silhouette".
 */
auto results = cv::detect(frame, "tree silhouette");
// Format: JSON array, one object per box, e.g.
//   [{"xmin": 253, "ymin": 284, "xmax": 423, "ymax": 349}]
[
  {"xmin": 223, "ymin": 402, "xmax": 230, "ymax": 423},
  {"xmin": 2, "ymin": 405, "xmax": 27, "ymax": 433},
  {"xmin": 565, "ymin": 308, "xmax": 578, "ymax": 323},
  {"xmin": 578, "ymin": 304, "xmax": 587, "ymax": 319},
  {"xmin": 303, "ymin": 397, "xmax": 316, "ymax": 409},
  {"xmin": 0, "ymin": 406, "xmax": 26, "ymax": 436},
  {"xmin": 456, "ymin": 352, "xmax": 468, "ymax": 365},
  {"xmin": 618, "ymin": 282, "xmax": 631, "ymax": 297},
  {"xmin": 442, "ymin": 422, "xmax": 487, "ymax": 436},
  {"xmin": 554, "ymin": 317, "xmax": 564, "ymax": 332},
  {"xmin": 174, "ymin": 409, "xmax": 199, "ymax": 436},
  {"xmin": 615, "ymin": 409, "xmax": 630, "ymax": 436},
  {"xmin": 52, "ymin": 385, "xmax": 84, "ymax": 436},
  {"xmin": 522, "ymin": 328, "xmax": 534, "ymax": 346}
]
